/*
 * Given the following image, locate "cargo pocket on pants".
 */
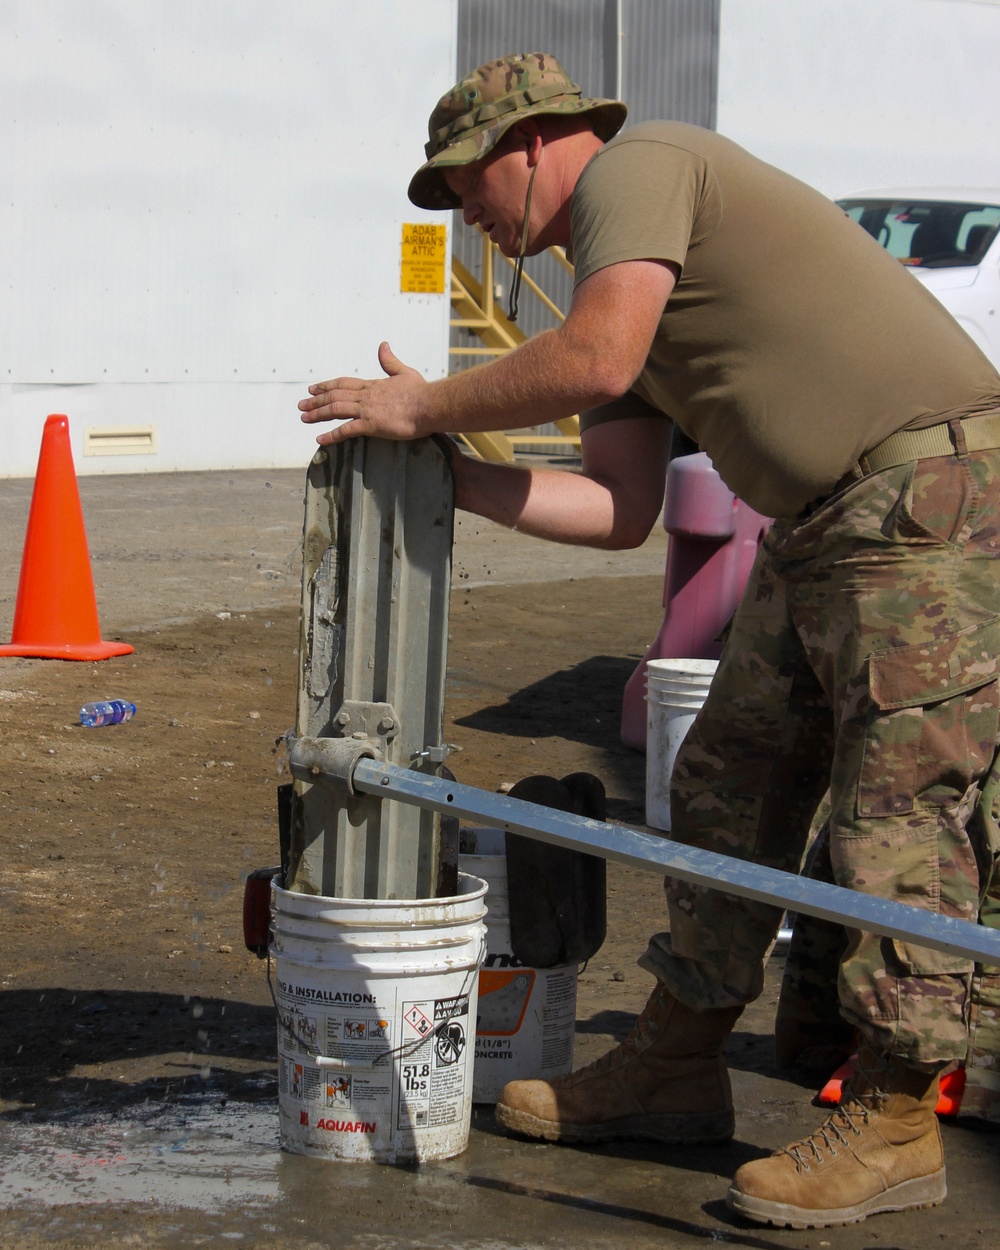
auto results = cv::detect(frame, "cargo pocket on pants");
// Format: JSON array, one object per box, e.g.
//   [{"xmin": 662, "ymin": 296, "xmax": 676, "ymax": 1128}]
[{"xmin": 858, "ymin": 616, "xmax": 1000, "ymax": 821}]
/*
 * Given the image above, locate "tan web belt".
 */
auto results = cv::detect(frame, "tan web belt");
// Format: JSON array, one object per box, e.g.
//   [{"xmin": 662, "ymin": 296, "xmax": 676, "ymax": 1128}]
[{"xmin": 850, "ymin": 410, "xmax": 1000, "ymax": 479}]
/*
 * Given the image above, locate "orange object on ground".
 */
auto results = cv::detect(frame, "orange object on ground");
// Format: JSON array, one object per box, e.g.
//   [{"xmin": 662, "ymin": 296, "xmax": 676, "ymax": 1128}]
[
  {"xmin": 818, "ymin": 1053, "xmax": 966, "ymax": 1117},
  {"xmin": 0, "ymin": 414, "xmax": 134, "ymax": 661}
]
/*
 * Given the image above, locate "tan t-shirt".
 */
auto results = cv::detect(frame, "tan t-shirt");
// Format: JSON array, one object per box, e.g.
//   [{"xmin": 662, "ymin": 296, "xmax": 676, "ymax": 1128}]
[{"xmin": 573, "ymin": 122, "xmax": 1000, "ymax": 517}]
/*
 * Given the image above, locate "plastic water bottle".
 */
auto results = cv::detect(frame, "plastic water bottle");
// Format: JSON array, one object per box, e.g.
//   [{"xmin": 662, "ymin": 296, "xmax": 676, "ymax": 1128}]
[{"xmin": 80, "ymin": 699, "xmax": 137, "ymax": 727}]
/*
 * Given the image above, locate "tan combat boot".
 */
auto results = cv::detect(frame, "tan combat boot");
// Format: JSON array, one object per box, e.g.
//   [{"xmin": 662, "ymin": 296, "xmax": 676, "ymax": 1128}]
[
  {"xmin": 494, "ymin": 982, "xmax": 742, "ymax": 1144},
  {"xmin": 727, "ymin": 1042, "xmax": 947, "ymax": 1228}
]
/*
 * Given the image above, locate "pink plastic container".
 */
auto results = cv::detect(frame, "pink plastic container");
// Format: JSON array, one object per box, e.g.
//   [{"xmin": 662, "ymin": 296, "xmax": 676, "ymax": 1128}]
[{"xmin": 621, "ymin": 453, "xmax": 771, "ymax": 751}]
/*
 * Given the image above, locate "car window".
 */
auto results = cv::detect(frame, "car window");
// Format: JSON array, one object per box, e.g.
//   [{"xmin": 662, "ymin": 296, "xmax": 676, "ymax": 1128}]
[{"xmin": 838, "ymin": 199, "xmax": 1000, "ymax": 268}]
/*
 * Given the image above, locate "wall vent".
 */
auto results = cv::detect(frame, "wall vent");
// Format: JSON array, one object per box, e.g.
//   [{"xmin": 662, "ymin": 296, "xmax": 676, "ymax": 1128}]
[{"xmin": 83, "ymin": 425, "xmax": 158, "ymax": 456}]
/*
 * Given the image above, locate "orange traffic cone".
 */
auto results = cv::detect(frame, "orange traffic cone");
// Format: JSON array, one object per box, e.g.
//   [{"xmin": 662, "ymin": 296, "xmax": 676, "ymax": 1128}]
[{"xmin": 0, "ymin": 414, "xmax": 134, "ymax": 661}]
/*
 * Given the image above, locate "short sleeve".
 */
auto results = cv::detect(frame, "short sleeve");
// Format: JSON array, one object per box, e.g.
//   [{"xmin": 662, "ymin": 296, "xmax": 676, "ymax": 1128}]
[
  {"xmin": 570, "ymin": 135, "xmax": 716, "ymax": 287},
  {"xmin": 580, "ymin": 390, "xmax": 668, "ymax": 432}
]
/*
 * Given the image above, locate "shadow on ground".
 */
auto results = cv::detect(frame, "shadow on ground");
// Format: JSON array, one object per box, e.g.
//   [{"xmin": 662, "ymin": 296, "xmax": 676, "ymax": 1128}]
[
  {"xmin": 0, "ymin": 987, "xmax": 276, "ymax": 1117},
  {"xmin": 454, "ymin": 656, "xmax": 638, "ymax": 750},
  {"xmin": 453, "ymin": 655, "xmax": 648, "ymax": 822}
]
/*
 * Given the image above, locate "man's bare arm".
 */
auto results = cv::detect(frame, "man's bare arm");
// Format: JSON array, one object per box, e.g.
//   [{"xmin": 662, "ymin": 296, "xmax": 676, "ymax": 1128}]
[
  {"xmin": 447, "ymin": 415, "xmax": 672, "ymax": 550},
  {"xmin": 298, "ymin": 259, "xmax": 678, "ymax": 444}
]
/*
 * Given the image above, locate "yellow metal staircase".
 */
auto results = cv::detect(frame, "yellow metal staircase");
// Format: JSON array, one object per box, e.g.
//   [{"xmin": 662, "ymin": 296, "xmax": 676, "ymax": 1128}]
[{"xmin": 449, "ymin": 236, "xmax": 581, "ymax": 462}]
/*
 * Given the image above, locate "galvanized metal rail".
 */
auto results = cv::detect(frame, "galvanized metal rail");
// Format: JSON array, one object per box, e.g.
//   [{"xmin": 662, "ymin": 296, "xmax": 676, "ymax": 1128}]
[{"xmin": 288, "ymin": 735, "xmax": 1000, "ymax": 966}]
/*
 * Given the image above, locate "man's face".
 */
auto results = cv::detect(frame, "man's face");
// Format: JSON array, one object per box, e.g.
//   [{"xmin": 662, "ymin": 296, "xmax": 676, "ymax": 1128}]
[{"xmin": 443, "ymin": 133, "xmax": 534, "ymax": 258}]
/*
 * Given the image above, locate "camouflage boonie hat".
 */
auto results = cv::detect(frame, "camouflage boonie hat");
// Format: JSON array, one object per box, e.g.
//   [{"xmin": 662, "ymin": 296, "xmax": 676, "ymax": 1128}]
[{"xmin": 408, "ymin": 52, "xmax": 627, "ymax": 210}]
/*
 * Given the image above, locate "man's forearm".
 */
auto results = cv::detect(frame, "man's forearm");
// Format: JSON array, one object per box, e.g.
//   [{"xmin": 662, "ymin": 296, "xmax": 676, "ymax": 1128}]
[
  {"xmin": 452, "ymin": 416, "xmax": 670, "ymax": 551},
  {"xmin": 424, "ymin": 326, "xmax": 622, "ymax": 435},
  {"xmin": 454, "ymin": 457, "xmax": 624, "ymax": 547}
]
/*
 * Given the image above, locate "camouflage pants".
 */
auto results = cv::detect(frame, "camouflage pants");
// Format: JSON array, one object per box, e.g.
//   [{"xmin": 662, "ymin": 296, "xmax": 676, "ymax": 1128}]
[
  {"xmin": 641, "ymin": 442, "xmax": 1000, "ymax": 1069},
  {"xmin": 776, "ymin": 811, "xmax": 1000, "ymax": 1117}
]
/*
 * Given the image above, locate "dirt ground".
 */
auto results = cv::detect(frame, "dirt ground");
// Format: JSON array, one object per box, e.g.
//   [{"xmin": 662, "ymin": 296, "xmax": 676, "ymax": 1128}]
[
  {"xmin": 0, "ymin": 573, "xmax": 666, "ymax": 1105},
  {"xmin": 0, "ymin": 466, "xmax": 998, "ymax": 1249}
]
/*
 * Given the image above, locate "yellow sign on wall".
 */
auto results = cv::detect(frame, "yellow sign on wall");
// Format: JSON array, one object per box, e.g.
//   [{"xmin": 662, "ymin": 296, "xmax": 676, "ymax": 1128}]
[{"xmin": 400, "ymin": 222, "xmax": 448, "ymax": 294}]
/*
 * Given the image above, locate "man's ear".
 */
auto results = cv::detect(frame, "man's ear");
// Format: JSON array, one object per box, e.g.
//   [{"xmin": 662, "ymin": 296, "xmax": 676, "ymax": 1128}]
[
  {"xmin": 525, "ymin": 123, "xmax": 544, "ymax": 168},
  {"xmin": 511, "ymin": 119, "xmax": 543, "ymax": 167}
]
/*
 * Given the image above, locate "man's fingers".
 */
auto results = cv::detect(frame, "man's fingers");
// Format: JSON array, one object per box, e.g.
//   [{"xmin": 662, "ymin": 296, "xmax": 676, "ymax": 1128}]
[
  {"xmin": 312, "ymin": 375, "xmax": 368, "ymax": 393},
  {"xmin": 299, "ymin": 377, "xmax": 371, "ymax": 417},
  {"xmin": 297, "ymin": 346, "xmax": 426, "ymax": 443},
  {"xmin": 300, "ymin": 376, "xmax": 367, "ymax": 408},
  {"xmin": 298, "ymin": 391, "xmax": 367, "ymax": 424},
  {"xmin": 314, "ymin": 417, "xmax": 363, "ymax": 447}
]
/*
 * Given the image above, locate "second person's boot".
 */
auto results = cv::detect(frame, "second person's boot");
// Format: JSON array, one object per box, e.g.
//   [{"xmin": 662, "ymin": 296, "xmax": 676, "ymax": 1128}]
[
  {"xmin": 727, "ymin": 1041, "xmax": 946, "ymax": 1228},
  {"xmin": 495, "ymin": 981, "xmax": 743, "ymax": 1144}
]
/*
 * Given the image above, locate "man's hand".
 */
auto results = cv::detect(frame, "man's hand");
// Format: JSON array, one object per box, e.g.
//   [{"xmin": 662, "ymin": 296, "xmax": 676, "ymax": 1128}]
[
  {"xmin": 298, "ymin": 342, "xmax": 430, "ymax": 446},
  {"xmin": 297, "ymin": 258, "xmax": 678, "ymax": 447}
]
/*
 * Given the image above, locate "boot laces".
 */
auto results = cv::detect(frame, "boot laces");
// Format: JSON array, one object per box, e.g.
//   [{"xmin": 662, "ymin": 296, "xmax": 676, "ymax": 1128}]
[
  {"xmin": 782, "ymin": 1102, "xmax": 872, "ymax": 1170},
  {"xmin": 781, "ymin": 1049, "xmax": 891, "ymax": 1171}
]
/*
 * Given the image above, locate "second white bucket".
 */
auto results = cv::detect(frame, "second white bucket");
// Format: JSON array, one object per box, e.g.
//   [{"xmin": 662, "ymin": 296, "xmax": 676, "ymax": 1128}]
[
  {"xmin": 461, "ymin": 828, "xmax": 578, "ymax": 1103},
  {"xmin": 271, "ymin": 873, "xmax": 487, "ymax": 1164},
  {"xmin": 645, "ymin": 657, "xmax": 719, "ymax": 831}
]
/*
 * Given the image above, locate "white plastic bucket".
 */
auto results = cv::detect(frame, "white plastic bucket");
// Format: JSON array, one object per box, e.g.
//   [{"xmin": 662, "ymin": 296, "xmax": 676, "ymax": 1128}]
[
  {"xmin": 460, "ymin": 828, "xmax": 578, "ymax": 1103},
  {"xmin": 645, "ymin": 658, "xmax": 719, "ymax": 831},
  {"xmin": 271, "ymin": 873, "xmax": 487, "ymax": 1163}
]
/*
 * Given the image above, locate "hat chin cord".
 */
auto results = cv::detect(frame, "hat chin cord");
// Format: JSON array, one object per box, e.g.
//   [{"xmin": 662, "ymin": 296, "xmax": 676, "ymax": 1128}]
[{"xmin": 507, "ymin": 162, "xmax": 538, "ymax": 324}]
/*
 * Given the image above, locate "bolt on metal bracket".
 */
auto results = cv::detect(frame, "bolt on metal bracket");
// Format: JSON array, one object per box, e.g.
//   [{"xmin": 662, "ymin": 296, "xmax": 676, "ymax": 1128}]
[{"xmin": 331, "ymin": 700, "xmax": 400, "ymax": 742}]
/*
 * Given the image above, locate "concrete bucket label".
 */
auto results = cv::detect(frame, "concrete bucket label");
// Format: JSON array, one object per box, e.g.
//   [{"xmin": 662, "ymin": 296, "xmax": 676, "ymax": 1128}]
[{"xmin": 276, "ymin": 974, "xmax": 477, "ymax": 1161}]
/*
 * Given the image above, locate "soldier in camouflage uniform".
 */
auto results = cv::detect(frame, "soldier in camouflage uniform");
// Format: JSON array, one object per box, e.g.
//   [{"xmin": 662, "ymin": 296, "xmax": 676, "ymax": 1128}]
[{"xmin": 299, "ymin": 53, "xmax": 1000, "ymax": 1228}]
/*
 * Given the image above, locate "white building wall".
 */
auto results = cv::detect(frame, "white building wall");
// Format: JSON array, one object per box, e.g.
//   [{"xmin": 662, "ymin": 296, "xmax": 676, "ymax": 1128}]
[
  {"xmin": 1, "ymin": 0, "xmax": 457, "ymax": 477},
  {"xmin": 6, "ymin": 1, "xmax": 998, "ymax": 480},
  {"xmin": 717, "ymin": 0, "xmax": 1000, "ymax": 198}
]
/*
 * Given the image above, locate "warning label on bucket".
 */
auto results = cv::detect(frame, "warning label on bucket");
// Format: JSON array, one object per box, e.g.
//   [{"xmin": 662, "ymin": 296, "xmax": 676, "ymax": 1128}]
[
  {"xmin": 275, "ymin": 960, "xmax": 479, "ymax": 1160},
  {"xmin": 275, "ymin": 978, "xmax": 476, "ymax": 1131},
  {"xmin": 403, "ymin": 1002, "xmax": 434, "ymax": 1038},
  {"xmin": 435, "ymin": 1020, "xmax": 466, "ymax": 1066},
  {"xmin": 396, "ymin": 995, "xmax": 470, "ymax": 1130}
]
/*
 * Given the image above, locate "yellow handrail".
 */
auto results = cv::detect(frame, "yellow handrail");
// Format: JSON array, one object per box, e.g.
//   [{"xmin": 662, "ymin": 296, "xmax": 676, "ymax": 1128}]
[{"xmin": 449, "ymin": 235, "xmax": 580, "ymax": 461}]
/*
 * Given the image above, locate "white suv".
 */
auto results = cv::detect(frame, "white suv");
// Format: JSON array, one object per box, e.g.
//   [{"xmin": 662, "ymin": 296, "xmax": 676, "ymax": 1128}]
[{"xmin": 837, "ymin": 189, "xmax": 1000, "ymax": 370}]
